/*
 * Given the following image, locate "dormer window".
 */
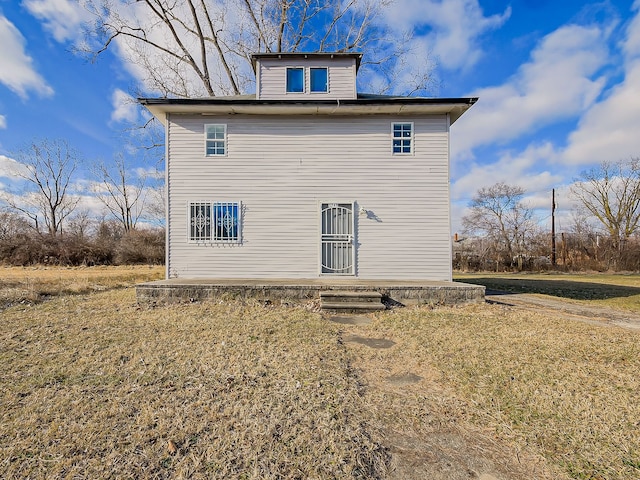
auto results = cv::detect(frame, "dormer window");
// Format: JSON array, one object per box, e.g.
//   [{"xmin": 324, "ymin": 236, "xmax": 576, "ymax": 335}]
[
  {"xmin": 310, "ymin": 68, "xmax": 328, "ymax": 93},
  {"xmin": 286, "ymin": 68, "xmax": 304, "ymax": 93}
]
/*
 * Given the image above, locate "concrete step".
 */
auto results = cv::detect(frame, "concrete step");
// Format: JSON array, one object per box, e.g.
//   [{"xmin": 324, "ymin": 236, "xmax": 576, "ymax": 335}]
[
  {"xmin": 320, "ymin": 291, "xmax": 383, "ymax": 303},
  {"xmin": 321, "ymin": 301, "xmax": 386, "ymax": 313},
  {"xmin": 320, "ymin": 290, "xmax": 385, "ymax": 313}
]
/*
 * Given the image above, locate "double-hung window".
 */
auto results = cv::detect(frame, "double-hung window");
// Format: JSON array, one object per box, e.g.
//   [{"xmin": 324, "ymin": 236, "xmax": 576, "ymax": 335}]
[
  {"xmin": 286, "ymin": 68, "xmax": 304, "ymax": 93},
  {"xmin": 189, "ymin": 201, "xmax": 241, "ymax": 243},
  {"xmin": 205, "ymin": 124, "xmax": 226, "ymax": 156},
  {"xmin": 392, "ymin": 122, "xmax": 413, "ymax": 155}
]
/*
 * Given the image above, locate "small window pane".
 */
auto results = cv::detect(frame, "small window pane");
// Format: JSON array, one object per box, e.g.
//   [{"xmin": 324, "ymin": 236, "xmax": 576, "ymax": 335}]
[
  {"xmin": 206, "ymin": 125, "xmax": 224, "ymax": 139},
  {"xmin": 214, "ymin": 202, "xmax": 239, "ymax": 241},
  {"xmin": 190, "ymin": 203, "xmax": 212, "ymax": 241},
  {"xmin": 287, "ymin": 68, "xmax": 304, "ymax": 93},
  {"xmin": 205, "ymin": 124, "xmax": 226, "ymax": 156},
  {"xmin": 310, "ymin": 68, "xmax": 328, "ymax": 92}
]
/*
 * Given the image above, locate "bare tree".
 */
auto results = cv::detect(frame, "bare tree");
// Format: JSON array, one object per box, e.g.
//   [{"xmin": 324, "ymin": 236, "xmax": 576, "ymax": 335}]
[
  {"xmin": 570, "ymin": 158, "xmax": 640, "ymax": 253},
  {"xmin": 462, "ymin": 182, "xmax": 536, "ymax": 267},
  {"xmin": 93, "ymin": 154, "xmax": 149, "ymax": 232},
  {"xmin": 81, "ymin": 0, "xmax": 429, "ymax": 97},
  {"xmin": 3, "ymin": 139, "xmax": 80, "ymax": 236}
]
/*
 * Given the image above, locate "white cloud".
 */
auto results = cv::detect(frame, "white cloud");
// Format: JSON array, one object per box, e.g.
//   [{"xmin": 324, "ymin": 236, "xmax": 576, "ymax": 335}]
[
  {"xmin": 135, "ymin": 167, "xmax": 164, "ymax": 180},
  {"xmin": 381, "ymin": 0, "xmax": 510, "ymax": 71},
  {"xmin": 623, "ymin": 0, "xmax": 640, "ymax": 58},
  {"xmin": 110, "ymin": 89, "xmax": 139, "ymax": 123},
  {"xmin": 0, "ymin": 155, "xmax": 29, "ymax": 179},
  {"xmin": 451, "ymin": 142, "xmax": 563, "ymax": 203},
  {"xmin": 0, "ymin": 114, "xmax": 6, "ymax": 129},
  {"xmin": 563, "ymin": 60, "xmax": 640, "ymax": 165},
  {"xmin": 0, "ymin": 15, "xmax": 53, "ymax": 98},
  {"xmin": 23, "ymin": 0, "xmax": 91, "ymax": 42},
  {"xmin": 562, "ymin": 5, "xmax": 640, "ymax": 165},
  {"xmin": 452, "ymin": 23, "xmax": 609, "ymax": 159}
]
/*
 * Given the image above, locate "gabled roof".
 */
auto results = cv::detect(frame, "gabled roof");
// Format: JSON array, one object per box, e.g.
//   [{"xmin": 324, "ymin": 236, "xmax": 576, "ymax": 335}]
[
  {"xmin": 250, "ymin": 52, "xmax": 363, "ymax": 72},
  {"xmin": 139, "ymin": 94, "xmax": 478, "ymax": 126}
]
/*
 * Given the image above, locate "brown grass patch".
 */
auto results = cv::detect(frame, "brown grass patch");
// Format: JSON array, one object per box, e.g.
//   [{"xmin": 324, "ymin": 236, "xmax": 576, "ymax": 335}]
[
  {"xmin": 363, "ymin": 304, "xmax": 640, "ymax": 479},
  {"xmin": 0, "ymin": 289, "xmax": 388, "ymax": 479},
  {"xmin": 4, "ymin": 268, "xmax": 639, "ymax": 479},
  {"xmin": 0, "ymin": 265, "xmax": 163, "ymax": 308}
]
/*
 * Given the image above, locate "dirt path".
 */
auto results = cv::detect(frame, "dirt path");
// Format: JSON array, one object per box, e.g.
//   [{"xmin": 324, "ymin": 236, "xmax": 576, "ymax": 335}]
[
  {"xmin": 485, "ymin": 291, "xmax": 640, "ymax": 330},
  {"xmin": 332, "ymin": 314, "xmax": 563, "ymax": 480}
]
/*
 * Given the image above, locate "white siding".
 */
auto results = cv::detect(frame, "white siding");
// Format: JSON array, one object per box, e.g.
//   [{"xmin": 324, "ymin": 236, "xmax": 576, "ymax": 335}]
[
  {"xmin": 166, "ymin": 113, "xmax": 452, "ymax": 281},
  {"xmin": 257, "ymin": 57, "xmax": 356, "ymax": 100}
]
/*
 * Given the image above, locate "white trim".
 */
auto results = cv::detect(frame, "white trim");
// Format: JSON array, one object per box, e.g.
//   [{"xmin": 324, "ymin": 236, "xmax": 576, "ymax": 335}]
[
  {"xmin": 285, "ymin": 66, "xmax": 305, "ymax": 94},
  {"xmin": 309, "ymin": 67, "xmax": 329, "ymax": 93},
  {"xmin": 445, "ymin": 113, "xmax": 453, "ymax": 281},
  {"xmin": 318, "ymin": 200, "xmax": 355, "ymax": 276},
  {"xmin": 165, "ymin": 113, "xmax": 171, "ymax": 279},
  {"xmin": 391, "ymin": 121, "xmax": 414, "ymax": 156},
  {"xmin": 204, "ymin": 123, "xmax": 227, "ymax": 157},
  {"xmin": 187, "ymin": 200, "xmax": 242, "ymax": 245}
]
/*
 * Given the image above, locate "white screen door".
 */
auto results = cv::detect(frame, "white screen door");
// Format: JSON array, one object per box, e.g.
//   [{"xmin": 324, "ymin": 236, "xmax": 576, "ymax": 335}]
[{"xmin": 320, "ymin": 202, "xmax": 354, "ymax": 275}]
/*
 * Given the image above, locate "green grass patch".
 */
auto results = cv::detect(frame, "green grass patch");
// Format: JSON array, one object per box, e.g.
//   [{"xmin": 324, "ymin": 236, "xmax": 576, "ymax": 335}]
[{"xmin": 456, "ymin": 272, "xmax": 640, "ymax": 312}]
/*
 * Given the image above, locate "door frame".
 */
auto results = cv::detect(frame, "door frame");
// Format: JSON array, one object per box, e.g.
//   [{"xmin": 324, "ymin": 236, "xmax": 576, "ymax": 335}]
[{"xmin": 318, "ymin": 200, "xmax": 356, "ymax": 276}]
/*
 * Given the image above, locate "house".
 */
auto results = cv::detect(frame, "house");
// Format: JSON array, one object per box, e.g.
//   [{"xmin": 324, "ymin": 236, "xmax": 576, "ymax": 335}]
[{"xmin": 139, "ymin": 52, "xmax": 477, "ymax": 294}]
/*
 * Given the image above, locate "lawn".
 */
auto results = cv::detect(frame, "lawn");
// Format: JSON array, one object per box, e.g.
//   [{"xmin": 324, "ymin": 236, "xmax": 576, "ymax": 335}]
[
  {"xmin": 456, "ymin": 272, "xmax": 640, "ymax": 313},
  {"xmin": 0, "ymin": 265, "xmax": 164, "ymax": 309},
  {"xmin": 1, "ymin": 267, "xmax": 639, "ymax": 479},
  {"xmin": 1, "ymin": 283, "xmax": 387, "ymax": 478}
]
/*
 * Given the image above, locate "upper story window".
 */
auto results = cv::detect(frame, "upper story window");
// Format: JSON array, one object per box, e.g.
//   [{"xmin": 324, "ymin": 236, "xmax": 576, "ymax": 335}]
[
  {"xmin": 392, "ymin": 122, "xmax": 413, "ymax": 155},
  {"xmin": 310, "ymin": 67, "xmax": 328, "ymax": 93},
  {"xmin": 205, "ymin": 124, "xmax": 226, "ymax": 156},
  {"xmin": 286, "ymin": 68, "xmax": 304, "ymax": 93}
]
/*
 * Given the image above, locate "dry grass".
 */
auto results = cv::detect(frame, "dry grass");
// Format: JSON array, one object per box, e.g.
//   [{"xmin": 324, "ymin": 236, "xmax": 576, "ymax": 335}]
[
  {"xmin": 3, "ymin": 268, "xmax": 640, "ymax": 479},
  {"xmin": 363, "ymin": 304, "xmax": 640, "ymax": 480},
  {"xmin": 0, "ymin": 265, "xmax": 164, "ymax": 308},
  {"xmin": 0, "ymin": 289, "xmax": 388, "ymax": 479}
]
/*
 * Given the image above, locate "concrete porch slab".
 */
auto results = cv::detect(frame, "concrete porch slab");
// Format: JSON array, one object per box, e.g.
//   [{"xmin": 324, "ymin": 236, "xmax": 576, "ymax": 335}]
[{"xmin": 136, "ymin": 278, "xmax": 485, "ymax": 306}]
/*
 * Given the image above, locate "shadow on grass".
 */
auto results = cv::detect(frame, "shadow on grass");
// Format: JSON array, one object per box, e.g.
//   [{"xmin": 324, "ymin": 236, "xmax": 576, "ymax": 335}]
[{"xmin": 461, "ymin": 277, "xmax": 640, "ymax": 301}]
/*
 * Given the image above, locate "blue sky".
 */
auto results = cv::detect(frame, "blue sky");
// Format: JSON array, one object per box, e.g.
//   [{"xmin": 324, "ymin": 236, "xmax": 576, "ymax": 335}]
[{"xmin": 1, "ymin": 0, "xmax": 639, "ymax": 233}]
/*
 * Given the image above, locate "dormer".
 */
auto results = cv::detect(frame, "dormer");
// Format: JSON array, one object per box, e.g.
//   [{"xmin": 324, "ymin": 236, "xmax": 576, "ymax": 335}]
[{"xmin": 251, "ymin": 52, "xmax": 362, "ymax": 101}]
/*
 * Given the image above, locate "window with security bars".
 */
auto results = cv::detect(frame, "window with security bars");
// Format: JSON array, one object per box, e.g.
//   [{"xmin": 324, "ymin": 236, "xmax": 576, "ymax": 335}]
[
  {"xmin": 392, "ymin": 122, "xmax": 413, "ymax": 154},
  {"xmin": 189, "ymin": 202, "xmax": 240, "ymax": 242},
  {"xmin": 205, "ymin": 124, "xmax": 226, "ymax": 156}
]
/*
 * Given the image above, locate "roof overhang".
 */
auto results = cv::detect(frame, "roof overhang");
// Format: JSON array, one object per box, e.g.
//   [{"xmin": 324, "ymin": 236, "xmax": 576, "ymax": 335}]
[{"xmin": 139, "ymin": 97, "xmax": 478, "ymax": 126}]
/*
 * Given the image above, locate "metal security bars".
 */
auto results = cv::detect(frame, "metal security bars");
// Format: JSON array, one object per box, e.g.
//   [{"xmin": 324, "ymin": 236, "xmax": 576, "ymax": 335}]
[
  {"xmin": 189, "ymin": 201, "xmax": 240, "ymax": 243},
  {"xmin": 321, "ymin": 203, "xmax": 354, "ymax": 275}
]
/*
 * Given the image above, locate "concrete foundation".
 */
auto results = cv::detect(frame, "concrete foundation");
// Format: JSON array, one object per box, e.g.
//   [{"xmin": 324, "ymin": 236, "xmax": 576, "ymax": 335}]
[{"xmin": 136, "ymin": 278, "xmax": 485, "ymax": 307}]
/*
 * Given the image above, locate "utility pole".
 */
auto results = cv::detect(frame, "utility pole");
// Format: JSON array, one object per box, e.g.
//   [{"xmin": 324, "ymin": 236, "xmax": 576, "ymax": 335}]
[{"xmin": 551, "ymin": 188, "xmax": 556, "ymax": 267}]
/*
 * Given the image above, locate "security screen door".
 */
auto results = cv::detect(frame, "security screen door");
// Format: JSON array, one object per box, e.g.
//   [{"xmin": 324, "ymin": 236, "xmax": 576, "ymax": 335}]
[{"xmin": 320, "ymin": 203, "xmax": 354, "ymax": 275}]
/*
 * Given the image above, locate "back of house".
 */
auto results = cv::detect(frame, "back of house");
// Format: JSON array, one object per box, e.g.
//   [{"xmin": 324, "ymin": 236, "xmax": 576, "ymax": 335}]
[{"xmin": 140, "ymin": 52, "xmax": 476, "ymax": 281}]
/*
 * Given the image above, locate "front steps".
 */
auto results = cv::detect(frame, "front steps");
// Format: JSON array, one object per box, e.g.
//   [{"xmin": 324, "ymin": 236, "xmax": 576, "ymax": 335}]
[{"xmin": 320, "ymin": 290, "xmax": 386, "ymax": 313}]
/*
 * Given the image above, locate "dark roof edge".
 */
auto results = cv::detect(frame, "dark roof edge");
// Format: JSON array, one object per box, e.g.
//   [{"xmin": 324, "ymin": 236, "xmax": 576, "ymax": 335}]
[{"xmin": 138, "ymin": 96, "xmax": 478, "ymax": 107}]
